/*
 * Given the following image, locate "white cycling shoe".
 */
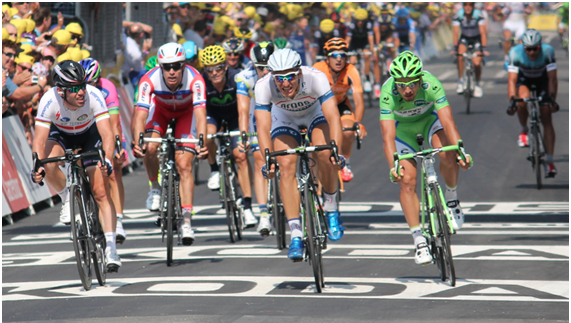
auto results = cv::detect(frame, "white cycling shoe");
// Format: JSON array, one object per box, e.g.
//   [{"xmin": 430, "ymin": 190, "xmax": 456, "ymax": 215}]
[
  {"xmin": 105, "ymin": 248, "xmax": 122, "ymax": 273},
  {"xmin": 456, "ymin": 81, "xmax": 464, "ymax": 94},
  {"xmin": 180, "ymin": 223, "xmax": 195, "ymax": 246},
  {"xmin": 415, "ymin": 242, "xmax": 433, "ymax": 265},
  {"xmin": 207, "ymin": 171, "xmax": 220, "ymax": 190},
  {"xmin": 59, "ymin": 199, "xmax": 71, "ymax": 225},
  {"xmin": 243, "ymin": 208, "xmax": 257, "ymax": 228},
  {"xmin": 257, "ymin": 215, "xmax": 272, "ymax": 236},
  {"xmin": 473, "ymin": 85, "xmax": 483, "ymax": 98},
  {"xmin": 447, "ymin": 200, "xmax": 464, "ymax": 231},
  {"xmin": 116, "ymin": 217, "xmax": 126, "ymax": 244},
  {"xmin": 146, "ymin": 189, "xmax": 161, "ymax": 211}
]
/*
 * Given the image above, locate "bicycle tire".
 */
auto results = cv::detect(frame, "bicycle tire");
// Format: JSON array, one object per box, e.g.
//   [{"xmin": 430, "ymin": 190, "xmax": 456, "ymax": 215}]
[
  {"xmin": 166, "ymin": 170, "xmax": 174, "ymax": 266},
  {"xmin": 425, "ymin": 188, "xmax": 445, "ymax": 280},
  {"xmin": 304, "ymin": 182, "xmax": 324, "ymax": 293},
  {"xmin": 431, "ymin": 183, "xmax": 456, "ymax": 286},
  {"xmin": 272, "ymin": 175, "xmax": 286, "ymax": 250},
  {"xmin": 532, "ymin": 123, "xmax": 542, "ymax": 190},
  {"xmin": 71, "ymin": 184, "xmax": 92, "ymax": 291},
  {"xmin": 192, "ymin": 157, "xmax": 199, "ymax": 185},
  {"xmin": 221, "ymin": 157, "xmax": 238, "ymax": 243},
  {"xmin": 230, "ymin": 162, "xmax": 243, "ymax": 240},
  {"xmin": 465, "ymin": 72, "xmax": 472, "ymax": 115},
  {"xmin": 86, "ymin": 186, "xmax": 106, "ymax": 286}
]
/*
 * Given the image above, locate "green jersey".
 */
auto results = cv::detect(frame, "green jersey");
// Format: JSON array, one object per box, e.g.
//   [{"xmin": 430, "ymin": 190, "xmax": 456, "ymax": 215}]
[
  {"xmin": 559, "ymin": 4, "xmax": 569, "ymax": 25},
  {"xmin": 379, "ymin": 71, "xmax": 450, "ymax": 123}
]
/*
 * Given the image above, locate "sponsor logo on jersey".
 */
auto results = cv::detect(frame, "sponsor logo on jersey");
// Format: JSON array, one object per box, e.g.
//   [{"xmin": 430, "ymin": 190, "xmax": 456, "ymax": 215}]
[
  {"xmin": 392, "ymin": 87, "xmax": 399, "ymax": 96},
  {"xmin": 77, "ymin": 114, "xmax": 88, "ymax": 121},
  {"xmin": 279, "ymin": 100, "xmax": 312, "ymax": 111},
  {"xmin": 60, "ymin": 117, "xmax": 70, "ymax": 122},
  {"xmin": 210, "ymin": 93, "xmax": 234, "ymax": 105},
  {"xmin": 414, "ymin": 100, "xmax": 427, "ymax": 106},
  {"xmin": 176, "ymin": 94, "xmax": 183, "ymax": 100},
  {"xmin": 401, "ymin": 148, "xmax": 410, "ymax": 154},
  {"xmin": 436, "ymin": 96, "xmax": 447, "ymax": 104},
  {"xmin": 40, "ymin": 99, "xmax": 53, "ymax": 117},
  {"xmin": 422, "ymin": 82, "xmax": 429, "ymax": 90},
  {"xmin": 55, "ymin": 111, "xmax": 61, "ymax": 120},
  {"xmin": 380, "ymin": 109, "xmax": 392, "ymax": 115},
  {"xmin": 432, "ymin": 85, "xmax": 439, "ymax": 91}
]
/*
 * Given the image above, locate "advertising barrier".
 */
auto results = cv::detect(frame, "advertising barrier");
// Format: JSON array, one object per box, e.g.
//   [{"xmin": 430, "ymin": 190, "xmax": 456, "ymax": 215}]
[{"xmin": 2, "ymin": 134, "xmax": 30, "ymax": 214}]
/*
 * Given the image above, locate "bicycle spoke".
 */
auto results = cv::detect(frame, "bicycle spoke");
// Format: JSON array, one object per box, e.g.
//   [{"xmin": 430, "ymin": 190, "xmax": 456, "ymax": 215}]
[{"xmin": 71, "ymin": 185, "xmax": 92, "ymax": 291}]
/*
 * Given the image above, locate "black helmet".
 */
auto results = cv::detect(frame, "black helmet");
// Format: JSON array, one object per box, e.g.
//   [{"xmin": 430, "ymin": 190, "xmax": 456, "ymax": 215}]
[
  {"xmin": 53, "ymin": 60, "xmax": 86, "ymax": 88},
  {"xmin": 250, "ymin": 41, "xmax": 275, "ymax": 66}
]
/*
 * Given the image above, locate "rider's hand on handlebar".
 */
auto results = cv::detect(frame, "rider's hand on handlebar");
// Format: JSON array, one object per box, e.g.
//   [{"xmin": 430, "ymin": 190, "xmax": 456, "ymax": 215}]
[
  {"xmin": 97, "ymin": 158, "xmax": 113, "ymax": 176},
  {"xmin": 196, "ymin": 145, "xmax": 209, "ymax": 160},
  {"xmin": 30, "ymin": 167, "xmax": 46, "ymax": 184},
  {"xmin": 390, "ymin": 166, "xmax": 404, "ymax": 183},
  {"xmin": 114, "ymin": 148, "xmax": 126, "ymax": 164},
  {"xmin": 132, "ymin": 141, "xmax": 146, "ymax": 158},
  {"xmin": 357, "ymin": 123, "xmax": 367, "ymax": 139},
  {"xmin": 238, "ymin": 140, "xmax": 250, "ymax": 153},
  {"xmin": 457, "ymin": 154, "xmax": 473, "ymax": 171},
  {"xmin": 330, "ymin": 154, "xmax": 346, "ymax": 169},
  {"xmin": 261, "ymin": 163, "xmax": 275, "ymax": 179}
]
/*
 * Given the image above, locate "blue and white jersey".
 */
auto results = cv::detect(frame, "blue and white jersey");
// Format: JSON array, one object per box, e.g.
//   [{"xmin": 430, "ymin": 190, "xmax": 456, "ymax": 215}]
[
  {"xmin": 452, "ymin": 9, "xmax": 486, "ymax": 38},
  {"xmin": 508, "ymin": 43, "xmax": 557, "ymax": 78},
  {"xmin": 236, "ymin": 65, "xmax": 258, "ymax": 99},
  {"xmin": 255, "ymin": 66, "xmax": 334, "ymax": 118},
  {"xmin": 392, "ymin": 17, "xmax": 416, "ymax": 44},
  {"xmin": 502, "ymin": 3, "xmax": 528, "ymax": 22}
]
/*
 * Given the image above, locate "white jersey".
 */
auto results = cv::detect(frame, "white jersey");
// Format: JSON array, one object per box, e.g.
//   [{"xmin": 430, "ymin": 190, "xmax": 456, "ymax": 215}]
[
  {"xmin": 254, "ymin": 66, "xmax": 334, "ymax": 118},
  {"xmin": 35, "ymin": 85, "xmax": 110, "ymax": 135},
  {"xmin": 503, "ymin": 3, "xmax": 526, "ymax": 22}
]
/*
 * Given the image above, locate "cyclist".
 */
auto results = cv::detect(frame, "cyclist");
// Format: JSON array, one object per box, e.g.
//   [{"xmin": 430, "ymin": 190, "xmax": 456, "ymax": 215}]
[
  {"xmin": 183, "ymin": 40, "xmax": 199, "ymax": 69},
  {"xmin": 80, "ymin": 58, "xmax": 128, "ymax": 244},
  {"xmin": 313, "ymin": 38, "xmax": 367, "ymax": 182},
  {"xmin": 346, "ymin": 8, "xmax": 381, "ymax": 98},
  {"xmin": 501, "ymin": 3, "xmax": 532, "ymax": 70},
  {"xmin": 132, "ymin": 43, "xmax": 208, "ymax": 246},
  {"xmin": 452, "ymin": 2, "xmax": 487, "ymax": 98},
  {"xmin": 255, "ymin": 49, "xmax": 345, "ymax": 261},
  {"xmin": 379, "ymin": 51, "xmax": 472, "ymax": 265},
  {"xmin": 312, "ymin": 19, "xmax": 342, "ymax": 61},
  {"xmin": 393, "ymin": 8, "xmax": 416, "ymax": 54},
  {"xmin": 31, "ymin": 60, "xmax": 122, "ymax": 272},
  {"xmin": 200, "ymin": 45, "xmax": 257, "ymax": 228},
  {"xmin": 222, "ymin": 37, "xmax": 252, "ymax": 71},
  {"xmin": 557, "ymin": 2, "xmax": 569, "ymax": 48},
  {"xmin": 273, "ymin": 37, "xmax": 292, "ymax": 50},
  {"xmin": 507, "ymin": 29, "xmax": 559, "ymax": 177},
  {"xmin": 377, "ymin": 10, "xmax": 398, "ymax": 70},
  {"xmin": 236, "ymin": 41, "xmax": 276, "ymax": 235}
]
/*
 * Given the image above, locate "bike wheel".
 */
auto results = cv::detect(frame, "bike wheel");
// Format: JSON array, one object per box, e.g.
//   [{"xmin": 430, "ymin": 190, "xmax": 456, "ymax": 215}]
[
  {"xmin": 71, "ymin": 184, "xmax": 92, "ymax": 291},
  {"xmin": 230, "ymin": 163, "xmax": 243, "ymax": 241},
  {"xmin": 431, "ymin": 183, "xmax": 456, "ymax": 286},
  {"xmin": 425, "ymin": 188, "xmax": 445, "ymax": 281},
  {"xmin": 532, "ymin": 124, "xmax": 542, "ymax": 190},
  {"xmin": 304, "ymin": 183, "xmax": 324, "ymax": 293},
  {"xmin": 465, "ymin": 73, "xmax": 472, "ymax": 114},
  {"xmin": 192, "ymin": 157, "xmax": 199, "ymax": 185},
  {"xmin": 166, "ymin": 170, "xmax": 175, "ymax": 266},
  {"xmin": 272, "ymin": 175, "xmax": 286, "ymax": 250},
  {"xmin": 221, "ymin": 158, "xmax": 238, "ymax": 243},
  {"xmin": 86, "ymin": 188, "xmax": 106, "ymax": 286}
]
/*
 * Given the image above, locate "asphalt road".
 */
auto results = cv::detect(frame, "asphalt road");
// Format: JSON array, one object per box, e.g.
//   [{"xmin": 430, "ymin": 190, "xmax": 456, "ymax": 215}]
[{"xmin": 3, "ymin": 31, "xmax": 569, "ymax": 322}]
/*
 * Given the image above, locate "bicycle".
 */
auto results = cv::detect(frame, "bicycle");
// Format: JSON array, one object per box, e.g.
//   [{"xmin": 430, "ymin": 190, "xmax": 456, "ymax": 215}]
[
  {"xmin": 455, "ymin": 44, "xmax": 483, "ymax": 114},
  {"xmin": 140, "ymin": 120, "xmax": 203, "ymax": 266},
  {"xmin": 338, "ymin": 122, "xmax": 362, "ymax": 198},
  {"xmin": 267, "ymin": 160, "xmax": 286, "ymax": 250},
  {"xmin": 393, "ymin": 134, "xmax": 471, "ymax": 287},
  {"xmin": 508, "ymin": 87, "xmax": 551, "ymax": 190},
  {"xmin": 207, "ymin": 121, "xmax": 256, "ymax": 243},
  {"xmin": 265, "ymin": 130, "xmax": 340, "ymax": 293},
  {"xmin": 32, "ymin": 146, "xmax": 108, "ymax": 290},
  {"xmin": 377, "ymin": 42, "xmax": 395, "ymax": 85},
  {"xmin": 349, "ymin": 49, "xmax": 374, "ymax": 108}
]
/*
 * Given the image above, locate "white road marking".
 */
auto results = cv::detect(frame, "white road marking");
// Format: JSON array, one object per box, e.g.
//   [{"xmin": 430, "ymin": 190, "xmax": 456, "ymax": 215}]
[
  {"xmin": 492, "ymin": 251, "xmax": 531, "ymax": 256},
  {"xmin": 2, "ymin": 276, "xmax": 567, "ymax": 302},
  {"xmin": 301, "ymin": 284, "xmax": 375, "ymax": 294},
  {"xmin": 473, "ymin": 287, "xmax": 518, "ymax": 295},
  {"xmin": 438, "ymin": 70, "xmax": 457, "ymax": 81},
  {"xmin": 217, "ymin": 248, "xmax": 281, "ymax": 255},
  {"xmin": 495, "ymin": 70, "xmax": 508, "ymax": 78},
  {"xmin": 148, "ymin": 283, "xmax": 224, "ymax": 292},
  {"xmin": 349, "ymin": 249, "xmax": 409, "ymax": 256}
]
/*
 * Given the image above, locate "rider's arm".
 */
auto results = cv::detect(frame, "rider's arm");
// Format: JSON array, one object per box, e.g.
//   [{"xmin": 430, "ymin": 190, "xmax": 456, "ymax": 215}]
[
  {"xmin": 436, "ymin": 105, "xmax": 462, "ymax": 145},
  {"xmin": 32, "ymin": 122, "xmax": 50, "ymax": 160},
  {"xmin": 191, "ymin": 72, "xmax": 208, "ymax": 140},
  {"xmin": 131, "ymin": 76, "xmax": 153, "ymax": 140},
  {"xmin": 314, "ymin": 71, "xmax": 342, "ymax": 149},
  {"xmin": 95, "ymin": 118, "xmax": 116, "ymax": 163},
  {"xmin": 545, "ymin": 46, "xmax": 558, "ymax": 99},
  {"xmin": 408, "ymin": 19, "xmax": 416, "ymax": 48},
  {"xmin": 374, "ymin": 24, "xmax": 381, "ymax": 44},
  {"xmin": 507, "ymin": 49, "xmax": 519, "ymax": 99},
  {"xmin": 236, "ymin": 76, "xmax": 251, "ymax": 135},
  {"xmin": 345, "ymin": 23, "xmax": 353, "ymax": 46},
  {"xmin": 478, "ymin": 18, "xmax": 487, "ymax": 48},
  {"xmin": 254, "ymin": 77, "xmax": 273, "ymax": 154},
  {"xmin": 348, "ymin": 66, "xmax": 365, "ymax": 123},
  {"xmin": 452, "ymin": 24, "xmax": 460, "ymax": 48},
  {"xmin": 33, "ymin": 92, "xmax": 55, "ymax": 160},
  {"xmin": 380, "ymin": 119, "xmax": 397, "ymax": 169}
]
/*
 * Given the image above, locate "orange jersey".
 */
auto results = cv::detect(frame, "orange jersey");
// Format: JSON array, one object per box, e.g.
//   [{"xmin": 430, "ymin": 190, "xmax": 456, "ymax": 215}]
[{"xmin": 312, "ymin": 61, "xmax": 363, "ymax": 107}]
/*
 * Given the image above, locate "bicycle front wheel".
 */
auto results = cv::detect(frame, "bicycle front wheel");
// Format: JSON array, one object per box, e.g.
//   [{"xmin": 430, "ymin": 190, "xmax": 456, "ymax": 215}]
[
  {"xmin": 86, "ymin": 186, "xmax": 106, "ymax": 286},
  {"xmin": 221, "ymin": 159, "xmax": 238, "ymax": 243},
  {"xmin": 192, "ymin": 157, "xmax": 199, "ymax": 185},
  {"xmin": 304, "ymin": 183, "xmax": 324, "ymax": 293},
  {"xmin": 71, "ymin": 184, "xmax": 92, "ymax": 291},
  {"xmin": 272, "ymin": 174, "xmax": 286, "ymax": 250},
  {"xmin": 431, "ymin": 183, "xmax": 456, "ymax": 286},
  {"xmin": 166, "ymin": 170, "xmax": 175, "ymax": 266},
  {"xmin": 230, "ymin": 162, "xmax": 243, "ymax": 241},
  {"xmin": 464, "ymin": 72, "xmax": 472, "ymax": 114},
  {"xmin": 532, "ymin": 123, "xmax": 542, "ymax": 190}
]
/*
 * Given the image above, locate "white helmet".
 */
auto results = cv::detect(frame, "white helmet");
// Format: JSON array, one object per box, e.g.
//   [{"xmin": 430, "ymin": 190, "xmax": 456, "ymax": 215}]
[
  {"xmin": 267, "ymin": 48, "xmax": 302, "ymax": 72},
  {"xmin": 521, "ymin": 29, "xmax": 542, "ymax": 48},
  {"xmin": 157, "ymin": 42, "xmax": 185, "ymax": 64}
]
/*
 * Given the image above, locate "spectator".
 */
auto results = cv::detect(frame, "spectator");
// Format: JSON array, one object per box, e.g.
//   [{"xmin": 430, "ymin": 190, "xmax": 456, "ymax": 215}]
[
  {"xmin": 186, "ymin": 18, "xmax": 206, "ymax": 48},
  {"xmin": 3, "ymin": 22, "xmax": 17, "ymax": 41},
  {"xmin": 65, "ymin": 22, "xmax": 89, "ymax": 49},
  {"xmin": 11, "ymin": 2, "xmax": 33, "ymax": 20},
  {"xmin": 122, "ymin": 22, "xmax": 152, "ymax": 85},
  {"xmin": 32, "ymin": 7, "xmax": 50, "ymax": 37}
]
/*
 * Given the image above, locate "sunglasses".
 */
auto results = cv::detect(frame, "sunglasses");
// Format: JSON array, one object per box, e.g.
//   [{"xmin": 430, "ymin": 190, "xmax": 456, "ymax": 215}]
[
  {"xmin": 273, "ymin": 70, "xmax": 300, "ymax": 83},
  {"xmin": 227, "ymin": 52, "xmax": 241, "ymax": 57},
  {"xmin": 255, "ymin": 65, "xmax": 269, "ymax": 72},
  {"xmin": 395, "ymin": 78, "xmax": 420, "ymax": 89},
  {"xmin": 64, "ymin": 84, "xmax": 87, "ymax": 93},
  {"xmin": 180, "ymin": 4, "xmax": 191, "ymax": 9},
  {"xmin": 15, "ymin": 2, "xmax": 30, "ymax": 5},
  {"xmin": 205, "ymin": 64, "xmax": 226, "ymax": 73},
  {"xmin": 161, "ymin": 62, "xmax": 184, "ymax": 71},
  {"xmin": 328, "ymin": 52, "xmax": 348, "ymax": 60},
  {"xmin": 71, "ymin": 34, "xmax": 82, "ymax": 40},
  {"xmin": 524, "ymin": 46, "xmax": 540, "ymax": 52},
  {"xmin": 3, "ymin": 52, "xmax": 15, "ymax": 59},
  {"xmin": 18, "ymin": 65, "xmax": 31, "ymax": 72}
]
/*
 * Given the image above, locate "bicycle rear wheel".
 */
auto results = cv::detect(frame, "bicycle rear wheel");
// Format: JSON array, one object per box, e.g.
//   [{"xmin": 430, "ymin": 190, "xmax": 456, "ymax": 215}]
[
  {"xmin": 166, "ymin": 170, "xmax": 175, "ymax": 266},
  {"xmin": 221, "ymin": 158, "xmax": 238, "ymax": 243},
  {"xmin": 304, "ymin": 183, "xmax": 324, "ymax": 293},
  {"xmin": 272, "ymin": 175, "xmax": 286, "ymax": 250},
  {"xmin": 531, "ymin": 123, "xmax": 542, "ymax": 190},
  {"xmin": 431, "ymin": 183, "xmax": 456, "ymax": 286},
  {"xmin": 230, "ymin": 162, "xmax": 243, "ymax": 240},
  {"xmin": 86, "ymin": 186, "xmax": 106, "ymax": 286},
  {"xmin": 425, "ymin": 188, "xmax": 445, "ymax": 281},
  {"xmin": 71, "ymin": 184, "xmax": 92, "ymax": 291}
]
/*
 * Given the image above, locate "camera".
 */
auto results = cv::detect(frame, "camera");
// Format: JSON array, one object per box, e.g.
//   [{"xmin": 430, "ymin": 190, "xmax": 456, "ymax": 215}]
[{"xmin": 31, "ymin": 75, "xmax": 39, "ymax": 84}]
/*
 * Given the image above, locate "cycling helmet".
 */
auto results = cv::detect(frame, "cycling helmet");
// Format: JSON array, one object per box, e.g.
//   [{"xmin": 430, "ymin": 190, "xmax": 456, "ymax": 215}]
[
  {"xmin": 324, "ymin": 38, "xmax": 349, "ymax": 53},
  {"xmin": 222, "ymin": 37, "xmax": 245, "ymax": 53},
  {"xmin": 53, "ymin": 60, "xmax": 86, "ymax": 88},
  {"xmin": 79, "ymin": 58, "xmax": 101, "ymax": 83},
  {"xmin": 330, "ymin": 11, "xmax": 341, "ymax": 23},
  {"xmin": 320, "ymin": 19, "xmax": 335, "ymax": 34},
  {"xmin": 250, "ymin": 41, "xmax": 275, "ymax": 66},
  {"xmin": 390, "ymin": 50, "xmax": 423, "ymax": 79},
  {"xmin": 379, "ymin": 13, "xmax": 393, "ymax": 24},
  {"xmin": 355, "ymin": 8, "xmax": 369, "ymax": 21},
  {"xmin": 273, "ymin": 37, "xmax": 292, "ymax": 49},
  {"xmin": 157, "ymin": 42, "xmax": 185, "ymax": 65},
  {"xmin": 233, "ymin": 27, "xmax": 253, "ymax": 39},
  {"xmin": 521, "ymin": 29, "xmax": 542, "ymax": 48},
  {"xmin": 267, "ymin": 48, "xmax": 301, "ymax": 72},
  {"xmin": 200, "ymin": 45, "xmax": 227, "ymax": 66},
  {"xmin": 182, "ymin": 41, "xmax": 198, "ymax": 61},
  {"xmin": 145, "ymin": 56, "xmax": 158, "ymax": 72},
  {"xmin": 396, "ymin": 8, "xmax": 410, "ymax": 18}
]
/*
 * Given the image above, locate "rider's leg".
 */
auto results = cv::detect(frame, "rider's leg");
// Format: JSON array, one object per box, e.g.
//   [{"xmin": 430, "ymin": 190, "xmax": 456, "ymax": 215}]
[
  {"xmin": 311, "ymin": 123, "xmax": 338, "ymax": 209},
  {"xmin": 233, "ymin": 145, "xmax": 253, "ymax": 205},
  {"xmin": 473, "ymin": 54, "xmax": 483, "ymax": 83},
  {"xmin": 399, "ymin": 159, "xmax": 420, "ymax": 229},
  {"xmin": 43, "ymin": 140, "xmax": 67, "ymax": 193},
  {"xmin": 175, "ymin": 150, "xmax": 196, "ymax": 225},
  {"xmin": 432, "ymin": 130, "xmax": 459, "ymax": 189},
  {"xmin": 517, "ymin": 85, "xmax": 530, "ymax": 129},
  {"xmin": 143, "ymin": 132, "xmax": 161, "ymax": 190},
  {"xmin": 457, "ymin": 43, "xmax": 467, "ymax": 79},
  {"xmin": 540, "ymin": 105, "xmax": 556, "ymax": 157},
  {"xmin": 109, "ymin": 150, "xmax": 126, "ymax": 240},
  {"xmin": 87, "ymin": 165, "xmax": 117, "ymax": 249},
  {"xmin": 252, "ymin": 150, "xmax": 268, "ymax": 211},
  {"xmin": 503, "ymin": 29, "xmax": 513, "ymax": 56},
  {"xmin": 373, "ymin": 51, "xmax": 381, "ymax": 84},
  {"xmin": 341, "ymin": 114, "xmax": 356, "ymax": 160},
  {"xmin": 273, "ymin": 135, "xmax": 301, "ymax": 237},
  {"xmin": 364, "ymin": 51, "xmax": 371, "ymax": 82},
  {"xmin": 206, "ymin": 123, "xmax": 218, "ymax": 167}
]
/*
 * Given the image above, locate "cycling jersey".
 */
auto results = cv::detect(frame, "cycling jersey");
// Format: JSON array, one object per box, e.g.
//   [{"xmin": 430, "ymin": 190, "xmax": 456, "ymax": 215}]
[
  {"xmin": 508, "ymin": 43, "xmax": 557, "ymax": 79},
  {"xmin": 559, "ymin": 4, "xmax": 569, "ymax": 25},
  {"xmin": 98, "ymin": 78, "xmax": 120, "ymax": 115},
  {"xmin": 393, "ymin": 17, "xmax": 416, "ymax": 46},
  {"xmin": 346, "ymin": 19, "xmax": 374, "ymax": 49},
  {"xmin": 36, "ymin": 85, "xmax": 110, "ymax": 135},
  {"xmin": 236, "ymin": 65, "xmax": 261, "ymax": 151},
  {"xmin": 136, "ymin": 65, "xmax": 207, "ymax": 112},
  {"xmin": 378, "ymin": 14, "xmax": 397, "ymax": 42},
  {"xmin": 313, "ymin": 30, "xmax": 344, "ymax": 56},
  {"xmin": 453, "ymin": 9, "xmax": 486, "ymax": 39},
  {"xmin": 312, "ymin": 61, "xmax": 363, "ymax": 114},
  {"xmin": 230, "ymin": 55, "xmax": 253, "ymax": 72},
  {"xmin": 502, "ymin": 3, "xmax": 527, "ymax": 39}
]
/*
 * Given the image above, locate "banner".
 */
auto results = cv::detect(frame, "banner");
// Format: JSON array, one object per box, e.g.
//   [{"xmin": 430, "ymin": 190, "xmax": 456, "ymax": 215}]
[
  {"xmin": 2, "ymin": 134, "xmax": 30, "ymax": 213},
  {"xmin": 3, "ymin": 193, "xmax": 12, "ymax": 217}
]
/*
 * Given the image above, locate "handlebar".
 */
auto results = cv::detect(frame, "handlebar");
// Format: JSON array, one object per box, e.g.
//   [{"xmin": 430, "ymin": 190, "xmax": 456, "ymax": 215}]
[
  {"xmin": 114, "ymin": 135, "xmax": 122, "ymax": 159},
  {"xmin": 32, "ymin": 149, "xmax": 101, "ymax": 186},
  {"xmin": 138, "ymin": 132, "xmax": 146, "ymax": 155},
  {"xmin": 143, "ymin": 137, "xmax": 200, "ymax": 144},
  {"xmin": 342, "ymin": 122, "xmax": 362, "ymax": 150},
  {"xmin": 264, "ymin": 141, "xmax": 340, "ymax": 173},
  {"xmin": 393, "ymin": 140, "xmax": 468, "ymax": 174}
]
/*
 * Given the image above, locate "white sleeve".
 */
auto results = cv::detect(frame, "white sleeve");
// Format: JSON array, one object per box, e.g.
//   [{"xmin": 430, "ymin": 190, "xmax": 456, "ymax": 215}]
[
  {"xmin": 34, "ymin": 91, "xmax": 56, "ymax": 128},
  {"xmin": 312, "ymin": 70, "xmax": 334, "ymax": 104},
  {"xmin": 88, "ymin": 87, "xmax": 110, "ymax": 122},
  {"xmin": 254, "ymin": 77, "xmax": 272, "ymax": 111}
]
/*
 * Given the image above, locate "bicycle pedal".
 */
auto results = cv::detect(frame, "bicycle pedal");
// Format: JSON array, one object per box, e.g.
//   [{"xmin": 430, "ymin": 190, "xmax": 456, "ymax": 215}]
[
  {"xmin": 116, "ymin": 235, "xmax": 125, "ymax": 245},
  {"xmin": 259, "ymin": 229, "xmax": 270, "ymax": 237},
  {"xmin": 182, "ymin": 237, "xmax": 194, "ymax": 246},
  {"xmin": 290, "ymin": 257, "xmax": 303, "ymax": 263},
  {"xmin": 106, "ymin": 264, "xmax": 119, "ymax": 273}
]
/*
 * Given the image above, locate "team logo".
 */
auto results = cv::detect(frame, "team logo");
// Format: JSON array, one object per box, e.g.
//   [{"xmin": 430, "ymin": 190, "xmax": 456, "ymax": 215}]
[
  {"xmin": 55, "ymin": 111, "xmax": 61, "ymax": 120},
  {"xmin": 77, "ymin": 114, "xmax": 88, "ymax": 121},
  {"xmin": 414, "ymin": 100, "xmax": 427, "ymax": 106},
  {"xmin": 211, "ymin": 94, "xmax": 233, "ymax": 105},
  {"xmin": 436, "ymin": 96, "xmax": 447, "ymax": 104},
  {"xmin": 401, "ymin": 148, "xmax": 410, "ymax": 154},
  {"xmin": 383, "ymin": 96, "xmax": 390, "ymax": 102},
  {"xmin": 432, "ymin": 85, "xmax": 439, "ymax": 91},
  {"xmin": 176, "ymin": 94, "xmax": 183, "ymax": 100},
  {"xmin": 380, "ymin": 109, "xmax": 392, "ymax": 115},
  {"xmin": 61, "ymin": 117, "xmax": 70, "ymax": 122},
  {"xmin": 280, "ymin": 100, "xmax": 311, "ymax": 111},
  {"xmin": 422, "ymin": 82, "xmax": 429, "ymax": 90},
  {"xmin": 392, "ymin": 87, "xmax": 399, "ymax": 96}
]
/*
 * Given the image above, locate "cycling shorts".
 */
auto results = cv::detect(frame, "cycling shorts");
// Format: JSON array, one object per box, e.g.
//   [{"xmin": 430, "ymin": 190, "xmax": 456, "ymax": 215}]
[
  {"xmin": 516, "ymin": 72, "xmax": 550, "ymax": 106},
  {"xmin": 503, "ymin": 20, "xmax": 526, "ymax": 40},
  {"xmin": 207, "ymin": 110, "xmax": 240, "ymax": 150},
  {"xmin": 145, "ymin": 105, "xmax": 198, "ymax": 154},
  {"xmin": 394, "ymin": 112, "xmax": 443, "ymax": 155},
  {"xmin": 459, "ymin": 35, "xmax": 482, "ymax": 49},
  {"xmin": 270, "ymin": 106, "xmax": 327, "ymax": 145},
  {"xmin": 48, "ymin": 123, "xmax": 102, "ymax": 168},
  {"xmin": 338, "ymin": 99, "xmax": 355, "ymax": 122},
  {"xmin": 349, "ymin": 41, "xmax": 370, "ymax": 52}
]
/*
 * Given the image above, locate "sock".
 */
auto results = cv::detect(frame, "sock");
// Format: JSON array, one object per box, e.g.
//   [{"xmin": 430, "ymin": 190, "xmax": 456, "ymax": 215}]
[
  {"xmin": 458, "ymin": 77, "xmax": 464, "ymax": 83},
  {"xmin": 546, "ymin": 154, "xmax": 554, "ymax": 164},
  {"xmin": 210, "ymin": 162, "xmax": 219, "ymax": 172},
  {"xmin": 521, "ymin": 126, "xmax": 529, "ymax": 133},
  {"xmin": 116, "ymin": 213, "xmax": 124, "ymax": 229},
  {"xmin": 410, "ymin": 226, "xmax": 425, "ymax": 246},
  {"xmin": 243, "ymin": 197, "xmax": 252, "ymax": 210},
  {"xmin": 288, "ymin": 218, "xmax": 303, "ymax": 239},
  {"xmin": 57, "ymin": 187, "xmax": 69, "ymax": 203},
  {"xmin": 258, "ymin": 204, "xmax": 268, "ymax": 215},
  {"xmin": 445, "ymin": 185, "xmax": 457, "ymax": 202},
  {"xmin": 105, "ymin": 232, "xmax": 116, "ymax": 252},
  {"xmin": 116, "ymin": 213, "xmax": 123, "ymax": 219},
  {"xmin": 345, "ymin": 157, "xmax": 350, "ymax": 166},
  {"xmin": 323, "ymin": 190, "xmax": 337, "ymax": 212},
  {"xmin": 182, "ymin": 205, "xmax": 193, "ymax": 224},
  {"xmin": 149, "ymin": 175, "xmax": 160, "ymax": 190},
  {"xmin": 504, "ymin": 54, "xmax": 509, "ymax": 61}
]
